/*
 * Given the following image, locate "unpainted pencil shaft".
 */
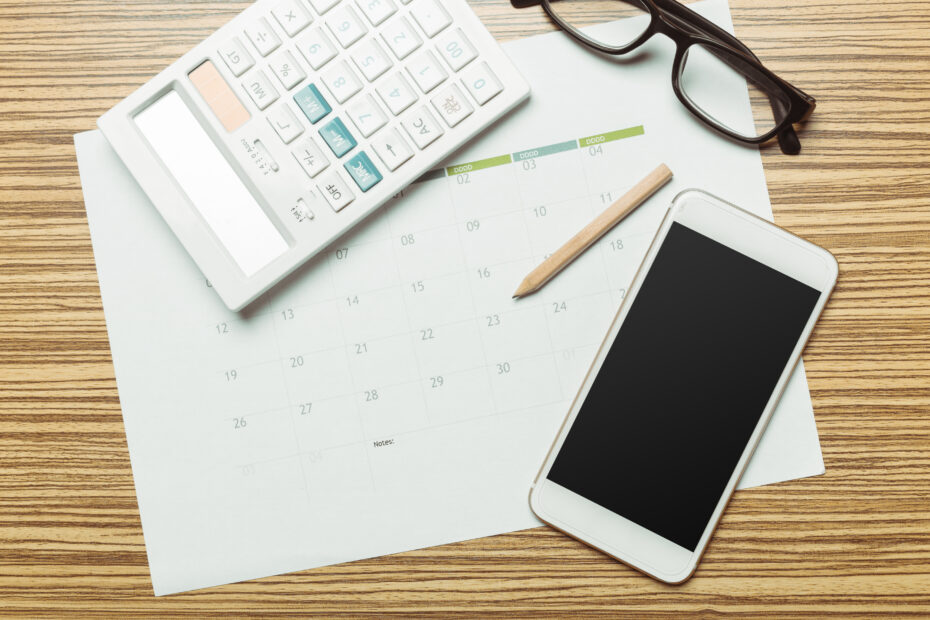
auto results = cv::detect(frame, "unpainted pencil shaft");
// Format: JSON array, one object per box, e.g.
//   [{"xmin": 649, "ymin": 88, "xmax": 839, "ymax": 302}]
[{"xmin": 513, "ymin": 164, "xmax": 673, "ymax": 298}]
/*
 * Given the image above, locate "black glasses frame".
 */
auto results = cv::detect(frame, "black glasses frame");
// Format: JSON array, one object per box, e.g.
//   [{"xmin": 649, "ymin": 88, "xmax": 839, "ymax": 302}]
[{"xmin": 512, "ymin": 0, "xmax": 816, "ymax": 154}]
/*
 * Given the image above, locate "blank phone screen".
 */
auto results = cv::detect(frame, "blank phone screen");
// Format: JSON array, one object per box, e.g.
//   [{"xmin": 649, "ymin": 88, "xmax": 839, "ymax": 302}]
[{"xmin": 547, "ymin": 222, "xmax": 821, "ymax": 551}]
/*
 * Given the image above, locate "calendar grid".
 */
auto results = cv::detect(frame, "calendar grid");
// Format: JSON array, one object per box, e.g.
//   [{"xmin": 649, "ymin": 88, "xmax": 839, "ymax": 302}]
[{"xmin": 177, "ymin": 124, "xmax": 654, "ymax": 484}]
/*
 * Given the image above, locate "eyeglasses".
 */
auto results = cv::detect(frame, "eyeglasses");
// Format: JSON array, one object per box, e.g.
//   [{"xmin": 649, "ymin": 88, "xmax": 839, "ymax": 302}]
[{"xmin": 512, "ymin": 0, "xmax": 816, "ymax": 154}]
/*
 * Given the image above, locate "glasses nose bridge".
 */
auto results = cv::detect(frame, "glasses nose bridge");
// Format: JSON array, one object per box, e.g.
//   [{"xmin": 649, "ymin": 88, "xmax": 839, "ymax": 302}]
[{"xmin": 650, "ymin": 13, "xmax": 686, "ymax": 47}]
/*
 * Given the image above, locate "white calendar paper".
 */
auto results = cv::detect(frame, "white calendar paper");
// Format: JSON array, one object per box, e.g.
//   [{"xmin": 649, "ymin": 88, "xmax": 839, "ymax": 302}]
[{"xmin": 76, "ymin": 0, "xmax": 823, "ymax": 595}]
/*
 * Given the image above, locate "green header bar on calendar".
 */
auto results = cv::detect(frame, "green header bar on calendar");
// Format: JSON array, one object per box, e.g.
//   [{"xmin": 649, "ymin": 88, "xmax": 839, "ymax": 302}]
[
  {"xmin": 578, "ymin": 125, "xmax": 645, "ymax": 148},
  {"xmin": 512, "ymin": 139, "xmax": 578, "ymax": 162},
  {"xmin": 446, "ymin": 154, "xmax": 512, "ymax": 176}
]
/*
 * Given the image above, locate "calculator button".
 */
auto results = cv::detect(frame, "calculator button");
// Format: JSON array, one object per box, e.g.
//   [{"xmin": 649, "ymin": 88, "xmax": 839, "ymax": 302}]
[
  {"xmin": 351, "ymin": 38, "xmax": 393, "ymax": 82},
  {"xmin": 435, "ymin": 28, "xmax": 477, "ymax": 72},
  {"xmin": 293, "ymin": 83, "xmax": 332, "ymax": 123},
  {"xmin": 410, "ymin": 0, "xmax": 452, "ymax": 38},
  {"xmin": 326, "ymin": 5, "xmax": 367, "ymax": 48},
  {"xmin": 347, "ymin": 94, "xmax": 388, "ymax": 137},
  {"xmin": 406, "ymin": 50, "xmax": 447, "ymax": 94},
  {"xmin": 243, "ymin": 70, "xmax": 280, "ymax": 109},
  {"xmin": 189, "ymin": 61, "xmax": 251, "ymax": 132},
  {"xmin": 376, "ymin": 73, "xmax": 417, "ymax": 115},
  {"xmin": 380, "ymin": 16, "xmax": 422, "ymax": 60},
  {"xmin": 218, "ymin": 37, "xmax": 255, "ymax": 77},
  {"xmin": 245, "ymin": 17, "xmax": 282, "ymax": 57},
  {"xmin": 318, "ymin": 170, "xmax": 356, "ymax": 211},
  {"xmin": 292, "ymin": 135, "xmax": 330, "ymax": 178},
  {"xmin": 272, "ymin": 0, "xmax": 313, "ymax": 37},
  {"xmin": 355, "ymin": 0, "xmax": 396, "ymax": 26},
  {"xmin": 461, "ymin": 61, "xmax": 503, "ymax": 106},
  {"xmin": 431, "ymin": 83, "xmax": 473, "ymax": 128},
  {"xmin": 291, "ymin": 197, "xmax": 315, "ymax": 223},
  {"xmin": 269, "ymin": 50, "xmax": 307, "ymax": 90},
  {"xmin": 321, "ymin": 61, "xmax": 363, "ymax": 104},
  {"xmin": 267, "ymin": 104, "xmax": 304, "ymax": 143},
  {"xmin": 402, "ymin": 106, "xmax": 444, "ymax": 149},
  {"xmin": 319, "ymin": 117, "xmax": 358, "ymax": 157},
  {"xmin": 308, "ymin": 0, "xmax": 340, "ymax": 15},
  {"xmin": 372, "ymin": 128, "xmax": 413, "ymax": 171},
  {"xmin": 345, "ymin": 151, "xmax": 383, "ymax": 192},
  {"xmin": 296, "ymin": 28, "xmax": 338, "ymax": 70}
]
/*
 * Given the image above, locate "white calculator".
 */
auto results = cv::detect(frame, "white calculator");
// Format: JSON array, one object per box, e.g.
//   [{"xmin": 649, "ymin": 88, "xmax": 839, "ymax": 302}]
[{"xmin": 98, "ymin": 0, "xmax": 529, "ymax": 311}]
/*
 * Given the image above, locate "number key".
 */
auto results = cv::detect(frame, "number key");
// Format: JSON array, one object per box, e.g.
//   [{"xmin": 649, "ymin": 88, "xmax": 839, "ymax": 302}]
[
  {"xmin": 376, "ymin": 72, "xmax": 417, "ymax": 115},
  {"xmin": 297, "ymin": 28, "xmax": 338, "ymax": 70},
  {"xmin": 406, "ymin": 50, "xmax": 447, "ymax": 94},
  {"xmin": 350, "ymin": 38, "xmax": 393, "ymax": 82},
  {"xmin": 321, "ymin": 60, "xmax": 362, "ymax": 104},
  {"xmin": 355, "ymin": 0, "xmax": 397, "ymax": 26},
  {"xmin": 380, "ymin": 16, "xmax": 422, "ymax": 60},
  {"xmin": 347, "ymin": 94, "xmax": 388, "ymax": 137},
  {"xmin": 325, "ymin": 5, "xmax": 367, "ymax": 48},
  {"xmin": 435, "ymin": 28, "xmax": 477, "ymax": 71},
  {"xmin": 461, "ymin": 61, "xmax": 503, "ymax": 106}
]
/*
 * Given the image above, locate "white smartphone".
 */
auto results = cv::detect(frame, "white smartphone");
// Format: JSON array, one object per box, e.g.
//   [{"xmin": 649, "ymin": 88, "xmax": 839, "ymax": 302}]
[{"xmin": 529, "ymin": 189, "xmax": 838, "ymax": 584}]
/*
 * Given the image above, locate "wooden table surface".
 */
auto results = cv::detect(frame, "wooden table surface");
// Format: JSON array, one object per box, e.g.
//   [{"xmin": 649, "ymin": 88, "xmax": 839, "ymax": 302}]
[{"xmin": 1, "ymin": 0, "xmax": 928, "ymax": 616}]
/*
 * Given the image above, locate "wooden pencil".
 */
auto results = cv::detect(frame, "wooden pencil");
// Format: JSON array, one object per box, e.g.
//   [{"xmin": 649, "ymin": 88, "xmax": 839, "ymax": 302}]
[{"xmin": 512, "ymin": 163, "xmax": 674, "ymax": 298}]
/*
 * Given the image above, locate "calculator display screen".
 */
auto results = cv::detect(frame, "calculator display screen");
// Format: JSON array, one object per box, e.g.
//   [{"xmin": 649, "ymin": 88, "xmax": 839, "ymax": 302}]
[
  {"xmin": 546, "ymin": 222, "xmax": 821, "ymax": 552},
  {"xmin": 135, "ymin": 89, "xmax": 287, "ymax": 277}
]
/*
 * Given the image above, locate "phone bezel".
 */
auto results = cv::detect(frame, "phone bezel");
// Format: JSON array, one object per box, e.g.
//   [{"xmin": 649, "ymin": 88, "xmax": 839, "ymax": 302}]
[{"xmin": 529, "ymin": 189, "xmax": 838, "ymax": 584}]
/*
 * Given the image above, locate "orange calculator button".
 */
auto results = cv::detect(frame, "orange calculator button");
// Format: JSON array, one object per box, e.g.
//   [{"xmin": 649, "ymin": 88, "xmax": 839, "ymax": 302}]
[{"xmin": 188, "ymin": 60, "xmax": 250, "ymax": 132}]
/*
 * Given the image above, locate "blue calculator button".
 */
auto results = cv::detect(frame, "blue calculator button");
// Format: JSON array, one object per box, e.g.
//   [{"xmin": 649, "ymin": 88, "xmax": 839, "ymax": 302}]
[
  {"xmin": 319, "ymin": 117, "xmax": 357, "ymax": 157},
  {"xmin": 293, "ymin": 84, "xmax": 331, "ymax": 124},
  {"xmin": 344, "ymin": 152, "xmax": 383, "ymax": 192}
]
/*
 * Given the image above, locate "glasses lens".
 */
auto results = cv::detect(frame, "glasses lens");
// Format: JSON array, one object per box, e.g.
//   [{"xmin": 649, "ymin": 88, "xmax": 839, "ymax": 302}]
[
  {"xmin": 678, "ymin": 43, "xmax": 790, "ymax": 139},
  {"xmin": 546, "ymin": 0, "xmax": 651, "ymax": 49}
]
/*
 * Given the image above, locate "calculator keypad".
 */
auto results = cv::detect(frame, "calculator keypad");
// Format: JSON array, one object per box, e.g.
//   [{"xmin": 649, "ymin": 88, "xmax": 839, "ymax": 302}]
[{"xmin": 209, "ymin": 0, "xmax": 510, "ymax": 247}]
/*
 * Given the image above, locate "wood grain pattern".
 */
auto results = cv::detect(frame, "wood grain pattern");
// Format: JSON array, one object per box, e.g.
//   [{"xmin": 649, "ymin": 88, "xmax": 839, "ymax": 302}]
[{"xmin": 0, "ymin": 0, "xmax": 928, "ymax": 616}]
